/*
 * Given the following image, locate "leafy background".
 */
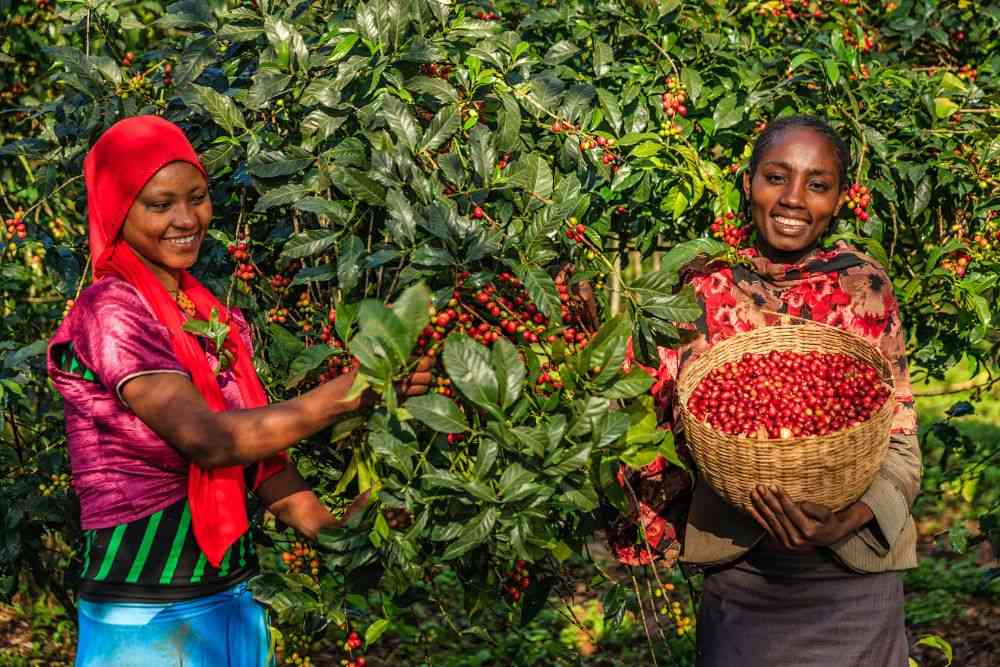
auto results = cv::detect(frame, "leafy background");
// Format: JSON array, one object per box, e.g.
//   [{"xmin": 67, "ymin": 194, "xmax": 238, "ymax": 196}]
[{"xmin": 1, "ymin": 1, "xmax": 999, "ymax": 665}]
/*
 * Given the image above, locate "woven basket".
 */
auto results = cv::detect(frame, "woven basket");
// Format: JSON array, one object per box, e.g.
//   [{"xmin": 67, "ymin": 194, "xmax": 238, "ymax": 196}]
[{"xmin": 677, "ymin": 322, "xmax": 895, "ymax": 513}]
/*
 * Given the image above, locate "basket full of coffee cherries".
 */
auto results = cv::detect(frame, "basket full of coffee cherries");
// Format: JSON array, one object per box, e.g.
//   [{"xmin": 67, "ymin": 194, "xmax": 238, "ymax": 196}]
[{"xmin": 676, "ymin": 322, "xmax": 896, "ymax": 513}]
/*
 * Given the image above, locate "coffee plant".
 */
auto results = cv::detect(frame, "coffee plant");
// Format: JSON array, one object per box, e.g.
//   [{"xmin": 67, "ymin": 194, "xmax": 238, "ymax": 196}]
[{"xmin": 2, "ymin": 0, "xmax": 999, "ymax": 662}]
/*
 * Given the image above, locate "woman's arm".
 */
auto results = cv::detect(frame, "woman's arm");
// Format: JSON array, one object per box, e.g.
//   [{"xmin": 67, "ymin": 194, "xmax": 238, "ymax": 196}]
[
  {"xmin": 256, "ymin": 465, "xmax": 375, "ymax": 539},
  {"xmin": 121, "ymin": 359, "xmax": 433, "ymax": 469}
]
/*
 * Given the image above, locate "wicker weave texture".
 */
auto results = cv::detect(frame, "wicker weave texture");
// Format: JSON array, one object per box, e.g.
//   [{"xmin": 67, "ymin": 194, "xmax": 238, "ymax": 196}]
[{"xmin": 677, "ymin": 324, "xmax": 896, "ymax": 513}]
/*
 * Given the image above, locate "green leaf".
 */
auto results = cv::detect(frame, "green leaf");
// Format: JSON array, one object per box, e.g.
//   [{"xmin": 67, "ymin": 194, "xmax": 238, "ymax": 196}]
[
  {"xmin": 596, "ymin": 88, "xmax": 622, "ymax": 133},
  {"xmin": 375, "ymin": 190, "xmax": 415, "ymax": 246},
  {"xmin": 280, "ymin": 230, "xmax": 338, "ymax": 260},
  {"xmin": 290, "ymin": 265, "xmax": 335, "ymax": 287},
  {"xmin": 512, "ymin": 264, "xmax": 561, "ymax": 321},
  {"xmin": 788, "ymin": 51, "xmax": 819, "ymax": 73},
  {"xmin": 420, "ymin": 105, "xmax": 461, "ymax": 153},
  {"xmin": 601, "ymin": 369, "xmax": 655, "ymax": 399},
  {"xmin": 491, "ymin": 337, "xmax": 525, "ymax": 409},
  {"xmin": 407, "ymin": 75, "xmax": 459, "ymax": 102},
  {"xmin": 265, "ymin": 17, "xmax": 309, "ymax": 72},
  {"xmin": 544, "ymin": 40, "xmax": 579, "ymax": 65},
  {"xmin": 294, "ymin": 197, "xmax": 350, "ymax": 223},
  {"xmin": 499, "ymin": 464, "xmax": 538, "ymax": 503},
  {"xmin": 391, "ymin": 282, "xmax": 432, "ymax": 351},
  {"xmin": 382, "ymin": 95, "xmax": 421, "ymax": 153},
  {"xmin": 255, "ymin": 182, "xmax": 317, "ymax": 212},
  {"xmin": 330, "ymin": 167, "xmax": 386, "ymax": 206},
  {"xmin": 182, "ymin": 84, "xmax": 246, "ymax": 135},
  {"xmin": 641, "ymin": 286, "xmax": 701, "ymax": 322},
  {"xmin": 824, "ymin": 59, "xmax": 840, "ymax": 85},
  {"xmin": 364, "ymin": 619, "xmax": 391, "ymax": 647},
  {"xmin": 337, "ymin": 235, "xmax": 366, "ymax": 293},
  {"xmin": 712, "ymin": 93, "xmax": 742, "ymax": 131},
  {"xmin": 680, "ymin": 67, "xmax": 703, "ymax": 104},
  {"xmin": 933, "ymin": 97, "xmax": 959, "ymax": 119},
  {"xmin": 247, "ymin": 149, "xmax": 313, "ymax": 178},
  {"xmin": 469, "ymin": 124, "xmax": 496, "ymax": 185},
  {"xmin": 246, "ymin": 70, "xmax": 291, "ymax": 109},
  {"xmin": 496, "ymin": 93, "xmax": 522, "ymax": 152},
  {"xmin": 217, "ymin": 24, "xmax": 264, "ymax": 43},
  {"xmin": 474, "ymin": 438, "xmax": 499, "ymax": 478},
  {"xmin": 403, "ymin": 394, "xmax": 467, "ymax": 433},
  {"xmin": 593, "ymin": 40, "xmax": 613, "ymax": 77},
  {"xmin": 659, "ymin": 237, "xmax": 728, "ymax": 274},
  {"xmin": 912, "ymin": 176, "xmax": 933, "ymax": 218},
  {"xmin": 442, "ymin": 507, "xmax": 500, "ymax": 560},
  {"xmin": 301, "ymin": 110, "xmax": 346, "ymax": 142},
  {"xmin": 286, "ymin": 345, "xmax": 336, "ymax": 388},
  {"xmin": 510, "ymin": 154, "xmax": 554, "ymax": 200},
  {"xmin": 443, "ymin": 334, "xmax": 500, "ymax": 410}
]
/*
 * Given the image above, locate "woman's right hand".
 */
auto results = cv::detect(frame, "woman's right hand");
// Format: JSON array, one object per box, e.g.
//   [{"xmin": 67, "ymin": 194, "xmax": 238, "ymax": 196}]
[{"xmin": 395, "ymin": 354, "xmax": 435, "ymax": 398}]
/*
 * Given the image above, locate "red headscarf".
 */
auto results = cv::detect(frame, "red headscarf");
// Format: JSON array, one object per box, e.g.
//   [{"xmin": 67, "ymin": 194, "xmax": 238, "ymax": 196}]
[{"xmin": 84, "ymin": 115, "xmax": 285, "ymax": 567}]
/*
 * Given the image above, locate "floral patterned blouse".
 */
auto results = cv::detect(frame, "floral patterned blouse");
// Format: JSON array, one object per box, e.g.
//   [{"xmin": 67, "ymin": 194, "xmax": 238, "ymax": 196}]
[{"xmin": 611, "ymin": 241, "xmax": 918, "ymax": 567}]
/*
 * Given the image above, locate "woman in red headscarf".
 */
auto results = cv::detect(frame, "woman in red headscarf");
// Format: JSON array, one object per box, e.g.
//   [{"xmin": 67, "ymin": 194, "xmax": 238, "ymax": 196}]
[{"xmin": 47, "ymin": 115, "xmax": 432, "ymax": 666}]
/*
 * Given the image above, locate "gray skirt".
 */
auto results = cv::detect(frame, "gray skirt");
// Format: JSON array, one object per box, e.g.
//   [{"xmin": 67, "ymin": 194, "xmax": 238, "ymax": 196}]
[{"xmin": 695, "ymin": 542, "xmax": 908, "ymax": 667}]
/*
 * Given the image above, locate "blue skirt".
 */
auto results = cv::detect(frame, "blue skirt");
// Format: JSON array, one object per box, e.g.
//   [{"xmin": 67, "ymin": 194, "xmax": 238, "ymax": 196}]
[{"xmin": 76, "ymin": 581, "xmax": 275, "ymax": 667}]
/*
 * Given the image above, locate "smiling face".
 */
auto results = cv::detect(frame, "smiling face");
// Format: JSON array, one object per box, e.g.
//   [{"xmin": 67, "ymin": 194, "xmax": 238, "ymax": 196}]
[
  {"xmin": 744, "ymin": 127, "xmax": 845, "ymax": 263},
  {"xmin": 121, "ymin": 161, "xmax": 211, "ymax": 291}
]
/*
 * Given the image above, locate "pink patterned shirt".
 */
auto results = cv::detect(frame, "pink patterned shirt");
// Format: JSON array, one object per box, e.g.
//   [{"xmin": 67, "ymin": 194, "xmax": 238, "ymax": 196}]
[{"xmin": 47, "ymin": 277, "xmax": 253, "ymax": 529}]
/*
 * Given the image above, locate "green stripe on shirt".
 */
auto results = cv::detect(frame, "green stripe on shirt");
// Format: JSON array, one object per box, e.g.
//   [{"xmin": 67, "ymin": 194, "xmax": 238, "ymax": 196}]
[
  {"xmin": 93, "ymin": 525, "xmax": 126, "ymax": 581},
  {"xmin": 125, "ymin": 510, "xmax": 163, "ymax": 583},
  {"xmin": 158, "ymin": 503, "xmax": 191, "ymax": 585}
]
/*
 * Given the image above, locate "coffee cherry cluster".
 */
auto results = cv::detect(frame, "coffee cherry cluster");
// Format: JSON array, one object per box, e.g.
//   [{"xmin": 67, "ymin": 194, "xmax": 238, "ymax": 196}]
[
  {"xmin": 659, "ymin": 120, "xmax": 683, "ymax": 138},
  {"xmin": 270, "ymin": 274, "xmax": 292, "ymax": 292},
  {"xmin": 564, "ymin": 217, "xmax": 587, "ymax": 245},
  {"xmin": 267, "ymin": 307, "xmax": 290, "ymax": 324},
  {"xmin": 846, "ymin": 182, "xmax": 871, "ymax": 222},
  {"xmin": 281, "ymin": 541, "xmax": 320, "ymax": 577},
  {"xmin": 578, "ymin": 134, "xmax": 621, "ymax": 172},
  {"xmin": 162, "ymin": 62, "xmax": 173, "ymax": 88},
  {"xmin": 502, "ymin": 560, "xmax": 531, "ymax": 603},
  {"xmin": 420, "ymin": 62, "xmax": 453, "ymax": 79},
  {"xmin": 38, "ymin": 472, "xmax": 71, "ymax": 497},
  {"xmin": 687, "ymin": 350, "xmax": 891, "ymax": 439},
  {"xmin": 383, "ymin": 506, "xmax": 412, "ymax": 530},
  {"xmin": 343, "ymin": 632, "xmax": 366, "ymax": 667},
  {"xmin": 474, "ymin": 9, "xmax": 499, "ymax": 20},
  {"xmin": 710, "ymin": 212, "xmax": 749, "ymax": 248},
  {"xmin": 661, "ymin": 76, "xmax": 688, "ymax": 118},
  {"xmin": 957, "ymin": 63, "xmax": 977, "ymax": 82},
  {"xmin": 227, "ymin": 240, "xmax": 256, "ymax": 282},
  {"xmin": 4, "ymin": 217, "xmax": 26, "ymax": 241},
  {"xmin": 535, "ymin": 361, "xmax": 564, "ymax": 394},
  {"xmin": 470, "ymin": 205, "xmax": 486, "ymax": 220},
  {"xmin": 653, "ymin": 582, "xmax": 694, "ymax": 636},
  {"xmin": 940, "ymin": 251, "xmax": 971, "ymax": 278},
  {"xmin": 120, "ymin": 51, "xmax": 135, "ymax": 68}
]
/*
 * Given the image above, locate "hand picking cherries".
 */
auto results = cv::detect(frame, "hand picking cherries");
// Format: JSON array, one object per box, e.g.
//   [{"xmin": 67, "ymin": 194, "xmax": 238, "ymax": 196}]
[{"xmin": 687, "ymin": 350, "xmax": 891, "ymax": 439}]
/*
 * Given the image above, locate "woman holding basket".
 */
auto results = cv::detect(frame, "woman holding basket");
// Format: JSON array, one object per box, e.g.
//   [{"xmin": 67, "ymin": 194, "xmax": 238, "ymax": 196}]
[
  {"xmin": 611, "ymin": 116, "xmax": 920, "ymax": 666},
  {"xmin": 47, "ymin": 115, "xmax": 432, "ymax": 666}
]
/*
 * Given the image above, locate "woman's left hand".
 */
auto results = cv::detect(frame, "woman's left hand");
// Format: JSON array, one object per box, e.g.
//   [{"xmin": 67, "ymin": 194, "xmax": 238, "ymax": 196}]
[{"xmin": 749, "ymin": 485, "xmax": 874, "ymax": 549}]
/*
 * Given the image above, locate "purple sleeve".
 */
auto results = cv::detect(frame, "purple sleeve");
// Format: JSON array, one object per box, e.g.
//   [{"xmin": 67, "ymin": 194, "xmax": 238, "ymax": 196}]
[{"xmin": 69, "ymin": 278, "xmax": 189, "ymax": 403}]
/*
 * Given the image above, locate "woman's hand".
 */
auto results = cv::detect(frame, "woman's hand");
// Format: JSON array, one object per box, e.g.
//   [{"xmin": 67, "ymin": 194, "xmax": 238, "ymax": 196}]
[
  {"xmin": 395, "ymin": 354, "xmax": 435, "ymax": 398},
  {"xmin": 748, "ymin": 485, "xmax": 874, "ymax": 549}
]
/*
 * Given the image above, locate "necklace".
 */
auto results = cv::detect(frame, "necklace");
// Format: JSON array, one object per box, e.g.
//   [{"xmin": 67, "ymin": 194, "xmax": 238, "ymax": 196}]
[{"xmin": 173, "ymin": 290, "xmax": 197, "ymax": 318}]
